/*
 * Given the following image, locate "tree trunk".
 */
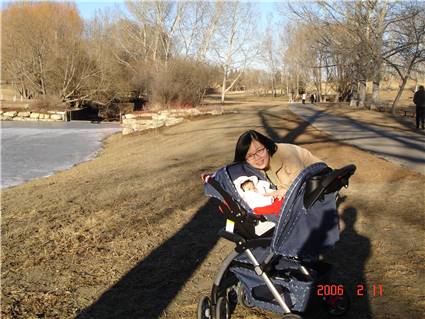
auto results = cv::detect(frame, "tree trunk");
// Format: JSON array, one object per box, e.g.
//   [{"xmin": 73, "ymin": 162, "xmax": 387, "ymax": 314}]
[
  {"xmin": 371, "ymin": 79, "xmax": 380, "ymax": 110},
  {"xmin": 296, "ymin": 72, "xmax": 299, "ymax": 97},
  {"xmin": 221, "ymin": 71, "xmax": 227, "ymax": 104},
  {"xmin": 358, "ymin": 80, "xmax": 366, "ymax": 108},
  {"xmin": 350, "ymin": 82, "xmax": 358, "ymax": 107},
  {"xmin": 392, "ymin": 76, "xmax": 408, "ymax": 114},
  {"xmin": 286, "ymin": 73, "xmax": 289, "ymax": 96}
]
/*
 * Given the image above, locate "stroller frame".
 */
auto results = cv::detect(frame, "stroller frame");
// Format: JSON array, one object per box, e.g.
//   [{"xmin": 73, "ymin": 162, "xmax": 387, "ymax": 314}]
[{"xmin": 198, "ymin": 162, "xmax": 356, "ymax": 319}]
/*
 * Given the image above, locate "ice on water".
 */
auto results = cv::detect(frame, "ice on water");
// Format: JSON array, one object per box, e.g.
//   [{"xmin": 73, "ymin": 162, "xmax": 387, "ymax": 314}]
[{"xmin": 1, "ymin": 121, "xmax": 121, "ymax": 189}]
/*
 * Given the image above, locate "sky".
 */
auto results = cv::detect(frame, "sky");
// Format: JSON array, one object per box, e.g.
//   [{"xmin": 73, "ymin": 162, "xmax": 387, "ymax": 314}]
[
  {"xmin": 74, "ymin": 0, "xmax": 281, "ymax": 30},
  {"xmin": 0, "ymin": 0, "xmax": 282, "ymax": 33}
]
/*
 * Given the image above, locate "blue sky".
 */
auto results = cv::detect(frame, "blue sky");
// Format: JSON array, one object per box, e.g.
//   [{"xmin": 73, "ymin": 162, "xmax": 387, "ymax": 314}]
[
  {"xmin": 75, "ymin": 0, "xmax": 125, "ymax": 19},
  {"xmin": 75, "ymin": 1, "xmax": 281, "ymax": 29},
  {"xmin": 0, "ymin": 1, "xmax": 281, "ymax": 31}
]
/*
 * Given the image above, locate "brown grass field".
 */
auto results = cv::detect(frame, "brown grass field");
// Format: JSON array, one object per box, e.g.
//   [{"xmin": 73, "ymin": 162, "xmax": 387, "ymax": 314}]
[{"xmin": 1, "ymin": 96, "xmax": 424, "ymax": 318}]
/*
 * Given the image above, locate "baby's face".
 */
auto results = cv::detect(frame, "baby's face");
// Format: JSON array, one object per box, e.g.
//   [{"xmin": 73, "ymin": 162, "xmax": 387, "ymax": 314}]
[{"xmin": 242, "ymin": 181, "xmax": 256, "ymax": 192}]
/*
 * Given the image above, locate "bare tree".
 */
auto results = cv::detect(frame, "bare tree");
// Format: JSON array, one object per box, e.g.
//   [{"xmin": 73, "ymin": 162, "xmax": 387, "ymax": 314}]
[
  {"xmin": 285, "ymin": 0, "xmax": 400, "ymax": 108},
  {"xmin": 2, "ymin": 2, "xmax": 102, "ymax": 106},
  {"xmin": 209, "ymin": 1, "xmax": 258, "ymax": 103},
  {"xmin": 383, "ymin": 1, "xmax": 425, "ymax": 113},
  {"xmin": 262, "ymin": 15, "xmax": 280, "ymax": 98},
  {"xmin": 174, "ymin": 2, "xmax": 223, "ymax": 60}
]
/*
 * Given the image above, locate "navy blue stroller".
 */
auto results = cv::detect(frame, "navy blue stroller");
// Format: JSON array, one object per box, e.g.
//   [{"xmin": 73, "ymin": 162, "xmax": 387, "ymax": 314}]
[{"xmin": 197, "ymin": 162, "xmax": 356, "ymax": 319}]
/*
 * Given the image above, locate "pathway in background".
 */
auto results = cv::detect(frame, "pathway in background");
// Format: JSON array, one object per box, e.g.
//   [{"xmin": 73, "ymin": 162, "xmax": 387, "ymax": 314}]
[{"xmin": 289, "ymin": 103, "xmax": 425, "ymax": 174}]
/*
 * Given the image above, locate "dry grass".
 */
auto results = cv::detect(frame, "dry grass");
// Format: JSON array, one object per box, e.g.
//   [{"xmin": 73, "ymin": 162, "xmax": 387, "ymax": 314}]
[{"xmin": 1, "ymin": 97, "xmax": 424, "ymax": 318}]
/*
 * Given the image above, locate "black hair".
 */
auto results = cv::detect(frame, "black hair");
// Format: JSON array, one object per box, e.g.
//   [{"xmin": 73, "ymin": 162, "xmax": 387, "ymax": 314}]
[
  {"xmin": 233, "ymin": 130, "xmax": 277, "ymax": 163},
  {"xmin": 240, "ymin": 180, "xmax": 254, "ymax": 191}
]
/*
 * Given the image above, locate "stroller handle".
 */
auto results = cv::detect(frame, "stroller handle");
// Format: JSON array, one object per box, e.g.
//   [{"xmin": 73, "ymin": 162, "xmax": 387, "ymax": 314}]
[{"xmin": 304, "ymin": 164, "xmax": 356, "ymax": 209}]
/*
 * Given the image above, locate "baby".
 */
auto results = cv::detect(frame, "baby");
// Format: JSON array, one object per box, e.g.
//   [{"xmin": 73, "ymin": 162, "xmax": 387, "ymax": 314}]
[{"xmin": 234, "ymin": 176, "xmax": 283, "ymax": 216}]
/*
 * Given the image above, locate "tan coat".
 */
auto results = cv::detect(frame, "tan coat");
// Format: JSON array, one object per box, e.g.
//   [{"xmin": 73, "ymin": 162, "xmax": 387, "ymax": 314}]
[{"xmin": 265, "ymin": 143, "xmax": 321, "ymax": 191}]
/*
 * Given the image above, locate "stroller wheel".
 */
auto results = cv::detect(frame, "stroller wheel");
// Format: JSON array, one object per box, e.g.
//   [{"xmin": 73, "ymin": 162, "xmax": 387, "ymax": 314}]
[
  {"xmin": 322, "ymin": 293, "xmax": 350, "ymax": 316},
  {"xmin": 216, "ymin": 296, "xmax": 229, "ymax": 319},
  {"xmin": 227, "ymin": 287, "xmax": 238, "ymax": 312},
  {"xmin": 236, "ymin": 283, "xmax": 254, "ymax": 308},
  {"xmin": 197, "ymin": 296, "xmax": 211, "ymax": 319}
]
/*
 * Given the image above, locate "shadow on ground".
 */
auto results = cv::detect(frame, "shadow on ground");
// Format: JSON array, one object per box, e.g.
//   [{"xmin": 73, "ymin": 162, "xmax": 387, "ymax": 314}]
[
  {"xmin": 254, "ymin": 107, "xmax": 373, "ymax": 318},
  {"xmin": 79, "ymin": 104, "xmax": 374, "ymax": 319},
  {"xmin": 77, "ymin": 199, "xmax": 223, "ymax": 319}
]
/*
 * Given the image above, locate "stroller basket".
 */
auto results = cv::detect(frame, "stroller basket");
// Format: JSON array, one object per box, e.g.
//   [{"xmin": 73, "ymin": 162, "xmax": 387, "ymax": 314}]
[{"xmin": 232, "ymin": 266, "xmax": 314, "ymax": 313}]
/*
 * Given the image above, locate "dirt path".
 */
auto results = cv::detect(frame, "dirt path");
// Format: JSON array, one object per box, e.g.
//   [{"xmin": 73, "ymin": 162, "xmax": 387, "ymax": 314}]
[{"xmin": 2, "ymin": 98, "xmax": 424, "ymax": 318}]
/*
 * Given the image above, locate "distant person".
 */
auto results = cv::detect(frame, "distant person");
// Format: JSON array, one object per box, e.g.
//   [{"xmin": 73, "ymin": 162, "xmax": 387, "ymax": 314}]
[
  {"xmin": 413, "ymin": 85, "xmax": 425, "ymax": 130},
  {"xmin": 302, "ymin": 93, "xmax": 307, "ymax": 104},
  {"xmin": 290, "ymin": 90, "xmax": 295, "ymax": 103},
  {"xmin": 310, "ymin": 94, "xmax": 315, "ymax": 104}
]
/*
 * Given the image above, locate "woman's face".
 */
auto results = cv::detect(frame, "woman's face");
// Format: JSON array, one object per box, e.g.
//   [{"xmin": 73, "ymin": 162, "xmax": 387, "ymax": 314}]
[{"xmin": 246, "ymin": 139, "xmax": 270, "ymax": 170}]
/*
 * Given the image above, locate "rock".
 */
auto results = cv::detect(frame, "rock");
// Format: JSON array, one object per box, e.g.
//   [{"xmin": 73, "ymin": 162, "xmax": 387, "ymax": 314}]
[
  {"xmin": 122, "ymin": 127, "xmax": 134, "ymax": 135},
  {"xmin": 165, "ymin": 117, "xmax": 184, "ymax": 126},
  {"xmin": 151, "ymin": 119, "xmax": 165, "ymax": 128},
  {"xmin": 18, "ymin": 112, "xmax": 31, "ymax": 117},
  {"xmin": 122, "ymin": 118, "xmax": 138, "ymax": 125},
  {"xmin": 132, "ymin": 125, "xmax": 149, "ymax": 131},
  {"xmin": 4, "ymin": 111, "xmax": 17, "ymax": 118},
  {"xmin": 208, "ymin": 110, "xmax": 223, "ymax": 115},
  {"xmin": 152, "ymin": 113, "xmax": 169, "ymax": 121},
  {"xmin": 188, "ymin": 108, "xmax": 202, "ymax": 115},
  {"xmin": 136, "ymin": 112, "xmax": 156, "ymax": 119},
  {"xmin": 30, "ymin": 112, "xmax": 40, "ymax": 119},
  {"xmin": 50, "ymin": 114, "xmax": 63, "ymax": 120},
  {"xmin": 158, "ymin": 110, "xmax": 170, "ymax": 116}
]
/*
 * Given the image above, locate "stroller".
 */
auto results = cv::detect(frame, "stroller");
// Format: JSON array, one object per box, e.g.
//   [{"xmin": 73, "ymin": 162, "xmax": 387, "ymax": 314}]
[{"xmin": 197, "ymin": 162, "xmax": 356, "ymax": 319}]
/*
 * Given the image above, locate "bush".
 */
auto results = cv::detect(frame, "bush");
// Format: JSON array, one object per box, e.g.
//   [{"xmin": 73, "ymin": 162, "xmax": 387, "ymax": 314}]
[
  {"xmin": 149, "ymin": 59, "xmax": 215, "ymax": 109},
  {"xmin": 30, "ymin": 95, "xmax": 66, "ymax": 112},
  {"xmin": 98, "ymin": 103, "xmax": 120, "ymax": 121}
]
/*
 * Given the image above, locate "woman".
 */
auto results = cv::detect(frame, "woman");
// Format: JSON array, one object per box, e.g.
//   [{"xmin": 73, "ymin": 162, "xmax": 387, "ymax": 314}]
[{"xmin": 234, "ymin": 130, "xmax": 321, "ymax": 200}]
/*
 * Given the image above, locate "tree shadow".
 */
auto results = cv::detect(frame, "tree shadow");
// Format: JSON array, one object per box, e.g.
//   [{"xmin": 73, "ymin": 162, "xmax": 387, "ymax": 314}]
[
  {"xmin": 255, "ymin": 107, "xmax": 372, "ymax": 317},
  {"xmin": 290, "ymin": 104, "xmax": 425, "ymax": 171},
  {"xmin": 258, "ymin": 107, "xmax": 328, "ymax": 144},
  {"xmin": 77, "ymin": 198, "xmax": 223, "ymax": 319}
]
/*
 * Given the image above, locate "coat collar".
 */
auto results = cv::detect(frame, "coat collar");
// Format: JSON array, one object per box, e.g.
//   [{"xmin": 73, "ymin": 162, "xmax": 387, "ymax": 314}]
[{"xmin": 268, "ymin": 149, "xmax": 284, "ymax": 174}]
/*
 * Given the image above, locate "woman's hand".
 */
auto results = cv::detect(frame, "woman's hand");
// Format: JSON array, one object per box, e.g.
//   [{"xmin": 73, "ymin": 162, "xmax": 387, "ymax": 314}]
[{"xmin": 266, "ymin": 188, "xmax": 286, "ymax": 200}]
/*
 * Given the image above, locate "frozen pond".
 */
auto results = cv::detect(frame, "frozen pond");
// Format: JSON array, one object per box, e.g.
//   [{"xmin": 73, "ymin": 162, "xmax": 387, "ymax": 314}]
[{"xmin": 1, "ymin": 121, "xmax": 121, "ymax": 189}]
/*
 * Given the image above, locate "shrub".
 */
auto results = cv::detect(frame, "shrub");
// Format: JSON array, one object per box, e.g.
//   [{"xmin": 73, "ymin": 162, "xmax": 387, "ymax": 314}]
[
  {"xmin": 30, "ymin": 95, "xmax": 66, "ymax": 112},
  {"xmin": 149, "ymin": 59, "xmax": 215, "ymax": 109}
]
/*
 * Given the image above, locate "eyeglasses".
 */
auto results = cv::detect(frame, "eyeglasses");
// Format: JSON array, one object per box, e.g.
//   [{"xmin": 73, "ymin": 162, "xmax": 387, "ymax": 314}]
[{"xmin": 246, "ymin": 147, "xmax": 266, "ymax": 161}]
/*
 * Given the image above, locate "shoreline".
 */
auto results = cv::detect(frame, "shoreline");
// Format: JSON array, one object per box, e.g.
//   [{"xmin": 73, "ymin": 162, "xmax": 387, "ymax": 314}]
[
  {"xmin": 1, "ymin": 122, "xmax": 121, "ymax": 190},
  {"xmin": 1, "ymin": 132, "xmax": 121, "ymax": 191}
]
